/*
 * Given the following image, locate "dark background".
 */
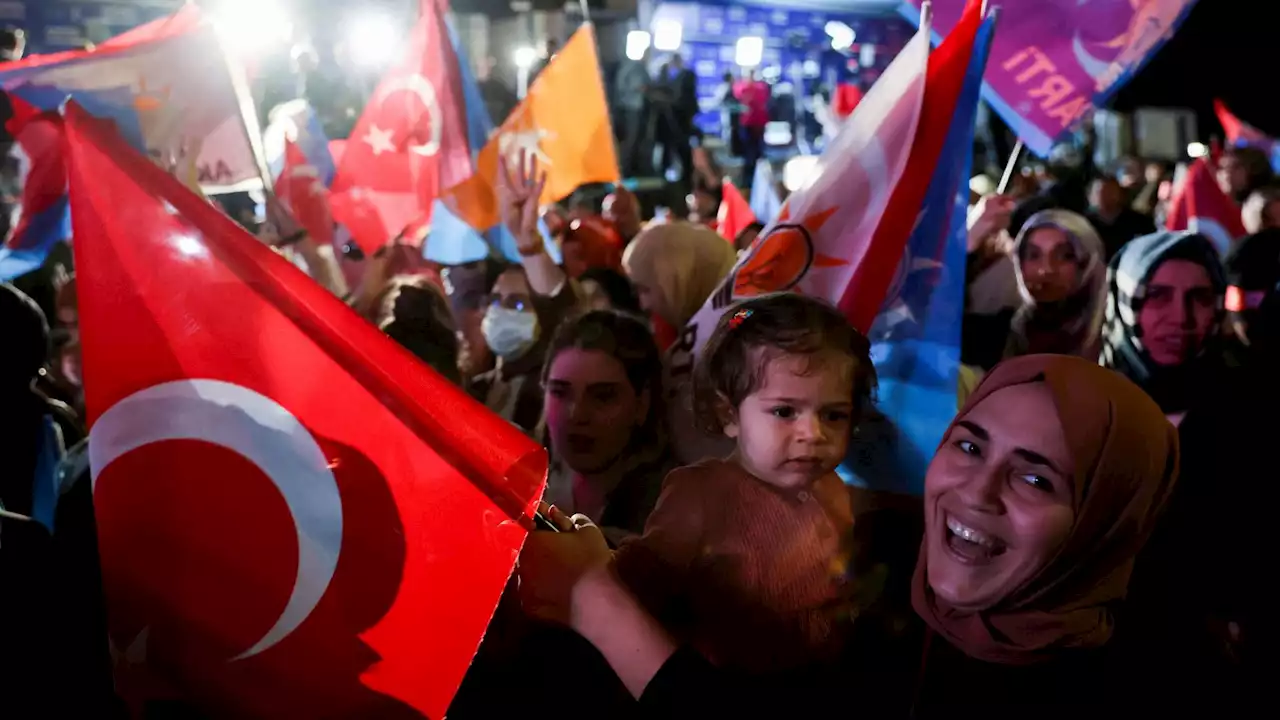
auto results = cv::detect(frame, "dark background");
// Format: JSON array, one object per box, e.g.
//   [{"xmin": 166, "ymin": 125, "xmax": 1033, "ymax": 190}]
[{"xmin": 1111, "ymin": 0, "xmax": 1280, "ymax": 138}]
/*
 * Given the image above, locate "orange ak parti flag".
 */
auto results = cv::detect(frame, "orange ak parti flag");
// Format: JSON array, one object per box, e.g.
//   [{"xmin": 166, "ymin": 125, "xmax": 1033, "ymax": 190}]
[{"xmin": 444, "ymin": 24, "xmax": 619, "ymax": 230}]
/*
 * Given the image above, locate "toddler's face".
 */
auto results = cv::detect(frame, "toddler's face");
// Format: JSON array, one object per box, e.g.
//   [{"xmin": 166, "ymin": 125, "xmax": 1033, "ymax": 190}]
[{"xmin": 724, "ymin": 350, "xmax": 855, "ymax": 490}]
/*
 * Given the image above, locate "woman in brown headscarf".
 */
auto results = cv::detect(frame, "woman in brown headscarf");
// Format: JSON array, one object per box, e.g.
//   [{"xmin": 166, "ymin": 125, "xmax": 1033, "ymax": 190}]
[
  {"xmin": 515, "ymin": 355, "xmax": 1196, "ymax": 716},
  {"xmin": 908, "ymin": 354, "xmax": 1178, "ymax": 710}
]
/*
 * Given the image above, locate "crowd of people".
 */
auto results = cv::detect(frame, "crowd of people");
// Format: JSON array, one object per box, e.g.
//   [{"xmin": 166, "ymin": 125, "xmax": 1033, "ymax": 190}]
[{"xmin": 1, "ymin": 16, "xmax": 1277, "ymax": 717}]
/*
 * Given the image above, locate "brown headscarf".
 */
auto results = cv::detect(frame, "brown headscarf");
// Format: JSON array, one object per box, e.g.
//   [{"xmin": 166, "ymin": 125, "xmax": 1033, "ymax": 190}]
[{"xmin": 911, "ymin": 354, "xmax": 1179, "ymax": 665}]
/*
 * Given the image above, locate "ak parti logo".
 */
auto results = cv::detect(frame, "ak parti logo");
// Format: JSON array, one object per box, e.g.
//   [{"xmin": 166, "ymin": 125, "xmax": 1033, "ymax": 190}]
[{"xmin": 713, "ymin": 204, "xmax": 847, "ymax": 308}]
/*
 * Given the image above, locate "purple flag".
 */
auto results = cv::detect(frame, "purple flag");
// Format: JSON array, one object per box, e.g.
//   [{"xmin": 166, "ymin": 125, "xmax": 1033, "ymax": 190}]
[{"xmin": 901, "ymin": 0, "xmax": 1199, "ymax": 156}]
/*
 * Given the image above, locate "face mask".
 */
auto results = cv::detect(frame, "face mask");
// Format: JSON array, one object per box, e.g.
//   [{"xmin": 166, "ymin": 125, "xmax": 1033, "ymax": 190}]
[{"xmin": 482, "ymin": 306, "xmax": 540, "ymax": 359}]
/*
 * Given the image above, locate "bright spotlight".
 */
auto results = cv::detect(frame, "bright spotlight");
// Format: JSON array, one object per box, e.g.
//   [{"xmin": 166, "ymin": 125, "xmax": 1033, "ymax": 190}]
[
  {"xmin": 735, "ymin": 36, "xmax": 763, "ymax": 68},
  {"xmin": 824, "ymin": 21, "xmax": 855, "ymax": 51},
  {"xmin": 212, "ymin": 0, "xmax": 292, "ymax": 56},
  {"xmin": 1187, "ymin": 142, "xmax": 1209, "ymax": 159},
  {"xmin": 626, "ymin": 30, "xmax": 651, "ymax": 61},
  {"xmin": 783, "ymin": 155, "xmax": 821, "ymax": 193},
  {"xmin": 513, "ymin": 46, "xmax": 538, "ymax": 69},
  {"xmin": 653, "ymin": 20, "xmax": 683, "ymax": 52},
  {"xmin": 347, "ymin": 13, "xmax": 400, "ymax": 69}
]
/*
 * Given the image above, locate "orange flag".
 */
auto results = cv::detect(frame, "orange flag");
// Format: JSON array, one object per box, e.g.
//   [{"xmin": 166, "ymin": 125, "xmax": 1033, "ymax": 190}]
[{"xmin": 444, "ymin": 24, "xmax": 619, "ymax": 230}]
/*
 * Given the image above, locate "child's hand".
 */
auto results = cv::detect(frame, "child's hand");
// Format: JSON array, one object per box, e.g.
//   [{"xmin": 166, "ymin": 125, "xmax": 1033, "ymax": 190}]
[{"xmin": 518, "ymin": 503, "xmax": 611, "ymax": 626}]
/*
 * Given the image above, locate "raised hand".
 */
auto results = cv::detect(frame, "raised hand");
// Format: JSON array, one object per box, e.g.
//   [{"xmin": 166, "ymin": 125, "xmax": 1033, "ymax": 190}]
[{"xmin": 496, "ymin": 148, "xmax": 548, "ymax": 256}]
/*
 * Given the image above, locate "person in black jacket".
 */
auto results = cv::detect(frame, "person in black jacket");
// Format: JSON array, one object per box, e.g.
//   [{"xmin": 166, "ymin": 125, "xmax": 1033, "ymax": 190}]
[{"xmin": 0, "ymin": 283, "xmax": 116, "ymax": 716}]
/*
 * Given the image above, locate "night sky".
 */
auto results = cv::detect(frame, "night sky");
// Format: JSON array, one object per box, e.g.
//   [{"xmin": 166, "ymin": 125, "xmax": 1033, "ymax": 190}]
[{"xmin": 1110, "ymin": 0, "xmax": 1280, "ymax": 138}]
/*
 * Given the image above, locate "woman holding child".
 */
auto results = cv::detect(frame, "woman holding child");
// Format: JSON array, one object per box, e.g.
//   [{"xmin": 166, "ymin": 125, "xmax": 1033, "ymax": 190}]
[{"xmin": 519, "ymin": 292, "xmax": 1203, "ymax": 716}]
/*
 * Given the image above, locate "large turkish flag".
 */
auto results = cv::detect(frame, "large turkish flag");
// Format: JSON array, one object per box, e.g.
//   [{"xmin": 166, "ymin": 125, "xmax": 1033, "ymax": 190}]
[{"xmin": 65, "ymin": 102, "xmax": 545, "ymax": 717}]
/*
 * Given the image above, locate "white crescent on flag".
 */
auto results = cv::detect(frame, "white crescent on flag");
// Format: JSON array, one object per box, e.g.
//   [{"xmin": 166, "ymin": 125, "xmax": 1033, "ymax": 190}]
[{"xmin": 89, "ymin": 379, "xmax": 344, "ymax": 661}]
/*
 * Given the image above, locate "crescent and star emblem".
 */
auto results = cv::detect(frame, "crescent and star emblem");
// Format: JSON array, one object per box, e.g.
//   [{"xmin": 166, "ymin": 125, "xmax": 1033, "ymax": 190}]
[
  {"xmin": 90, "ymin": 379, "xmax": 344, "ymax": 661},
  {"xmin": 362, "ymin": 73, "xmax": 443, "ymax": 157}
]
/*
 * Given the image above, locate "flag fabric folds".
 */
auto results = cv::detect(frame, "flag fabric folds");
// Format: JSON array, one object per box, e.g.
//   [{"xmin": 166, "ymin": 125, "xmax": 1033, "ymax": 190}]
[
  {"xmin": 668, "ymin": 12, "xmax": 932, "ymax": 379},
  {"xmin": 329, "ymin": 0, "xmax": 473, "ymax": 251},
  {"xmin": 65, "ymin": 103, "xmax": 545, "ymax": 717},
  {"xmin": 263, "ymin": 99, "xmax": 336, "ymax": 188},
  {"xmin": 420, "ymin": 12, "xmax": 505, "ymax": 265},
  {"xmin": 748, "ymin": 159, "xmax": 784, "ymax": 226},
  {"xmin": 0, "ymin": 5, "xmax": 257, "ymax": 191},
  {"xmin": 442, "ymin": 24, "xmax": 620, "ymax": 233},
  {"xmin": 275, "ymin": 140, "xmax": 337, "ymax": 250},
  {"xmin": 1214, "ymin": 99, "xmax": 1280, "ymax": 174},
  {"xmin": 837, "ymin": 0, "xmax": 985, "ymax": 334},
  {"xmin": 900, "ymin": 0, "xmax": 1199, "ymax": 156},
  {"xmin": 1165, "ymin": 157, "xmax": 1246, "ymax": 255},
  {"xmin": 0, "ymin": 98, "xmax": 71, "ymax": 280},
  {"xmin": 716, "ymin": 180, "xmax": 757, "ymax": 244},
  {"xmin": 843, "ymin": 7, "xmax": 996, "ymax": 494}
]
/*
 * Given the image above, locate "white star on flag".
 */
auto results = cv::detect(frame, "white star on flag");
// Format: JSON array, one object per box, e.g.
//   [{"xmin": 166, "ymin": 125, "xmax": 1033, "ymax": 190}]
[{"xmin": 363, "ymin": 124, "xmax": 397, "ymax": 156}]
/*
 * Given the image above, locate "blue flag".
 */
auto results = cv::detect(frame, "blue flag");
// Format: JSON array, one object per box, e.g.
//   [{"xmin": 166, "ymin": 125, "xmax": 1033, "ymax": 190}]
[
  {"xmin": 841, "ymin": 12, "xmax": 995, "ymax": 495},
  {"xmin": 445, "ymin": 16, "xmax": 494, "ymax": 156},
  {"xmin": 424, "ymin": 19, "xmax": 563, "ymax": 266}
]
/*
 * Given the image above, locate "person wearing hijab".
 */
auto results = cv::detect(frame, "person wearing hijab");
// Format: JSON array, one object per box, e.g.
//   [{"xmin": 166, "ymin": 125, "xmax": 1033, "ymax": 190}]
[
  {"xmin": 1101, "ymin": 231, "xmax": 1227, "ymax": 425},
  {"xmin": 516, "ymin": 355, "xmax": 1192, "ymax": 716},
  {"xmin": 1003, "ymin": 209, "xmax": 1108, "ymax": 361},
  {"xmin": 907, "ymin": 356, "xmax": 1178, "ymax": 713},
  {"xmin": 621, "ymin": 221, "xmax": 736, "ymax": 352},
  {"xmin": 1124, "ymin": 275, "xmax": 1280, "ymax": 712}
]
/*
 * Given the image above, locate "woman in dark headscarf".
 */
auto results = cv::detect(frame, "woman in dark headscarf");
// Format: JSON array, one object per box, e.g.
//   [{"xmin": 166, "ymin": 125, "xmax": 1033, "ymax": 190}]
[
  {"xmin": 1123, "ymin": 259, "xmax": 1280, "ymax": 711},
  {"xmin": 1004, "ymin": 209, "xmax": 1108, "ymax": 360},
  {"xmin": 516, "ymin": 355, "xmax": 1205, "ymax": 715},
  {"xmin": 1101, "ymin": 231, "xmax": 1227, "ymax": 424}
]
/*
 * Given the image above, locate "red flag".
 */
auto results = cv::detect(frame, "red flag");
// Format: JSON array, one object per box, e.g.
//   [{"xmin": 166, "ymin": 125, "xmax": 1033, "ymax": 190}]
[
  {"xmin": 330, "ymin": 1, "xmax": 471, "ymax": 250},
  {"xmin": 716, "ymin": 180, "xmax": 757, "ymax": 244},
  {"xmin": 1214, "ymin": 99, "xmax": 1275, "ymax": 150},
  {"xmin": 1166, "ymin": 157, "xmax": 1246, "ymax": 255},
  {"xmin": 65, "ymin": 103, "xmax": 545, "ymax": 717},
  {"xmin": 275, "ymin": 140, "xmax": 335, "ymax": 248}
]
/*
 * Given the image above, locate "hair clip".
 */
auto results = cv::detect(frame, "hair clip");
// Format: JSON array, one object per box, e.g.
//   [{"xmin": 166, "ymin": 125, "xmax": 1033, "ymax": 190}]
[{"xmin": 729, "ymin": 308, "xmax": 753, "ymax": 329}]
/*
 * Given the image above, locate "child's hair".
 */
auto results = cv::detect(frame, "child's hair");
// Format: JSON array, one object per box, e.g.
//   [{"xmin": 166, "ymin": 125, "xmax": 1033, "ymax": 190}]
[
  {"xmin": 542, "ymin": 309, "xmax": 666, "ymax": 443},
  {"xmin": 693, "ymin": 293, "xmax": 877, "ymax": 436}
]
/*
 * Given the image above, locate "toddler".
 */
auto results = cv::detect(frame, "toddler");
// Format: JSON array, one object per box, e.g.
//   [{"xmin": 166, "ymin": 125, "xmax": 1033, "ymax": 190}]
[{"xmin": 613, "ymin": 293, "xmax": 877, "ymax": 672}]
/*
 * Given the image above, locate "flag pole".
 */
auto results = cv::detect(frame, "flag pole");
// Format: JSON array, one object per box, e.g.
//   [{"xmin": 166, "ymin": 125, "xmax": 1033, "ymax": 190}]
[
  {"xmin": 578, "ymin": 0, "xmax": 591, "ymax": 24},
  {"xmin": 997, "ymin": 138, "xmax": 1024, "ymax": 194},
  {"xmin": 0, "ymin": 507, "xmax": 32, "ymax": 523},
  {"xmin": 209, "ymin": 21, "xmax": 275, "ymax": 198},
  {"xmin": 919, "ymin": 1, "xmax": 933, "ymax": 31}
]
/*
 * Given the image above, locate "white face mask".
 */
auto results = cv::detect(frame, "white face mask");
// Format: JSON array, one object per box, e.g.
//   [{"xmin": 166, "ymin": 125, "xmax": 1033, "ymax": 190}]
[{"xmin": 482, "ymin": 306, "xmax": 540, "ymax": 359}]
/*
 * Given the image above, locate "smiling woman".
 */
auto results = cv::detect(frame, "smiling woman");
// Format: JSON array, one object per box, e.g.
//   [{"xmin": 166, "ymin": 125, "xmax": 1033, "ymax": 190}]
[
  {"xmin": 516, "ymin": 353, "xmax": 1202, "ymax": 716},
  {"xmin": 913, "ymin": 354, "xmax": 1178, "ymax": 668}
]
